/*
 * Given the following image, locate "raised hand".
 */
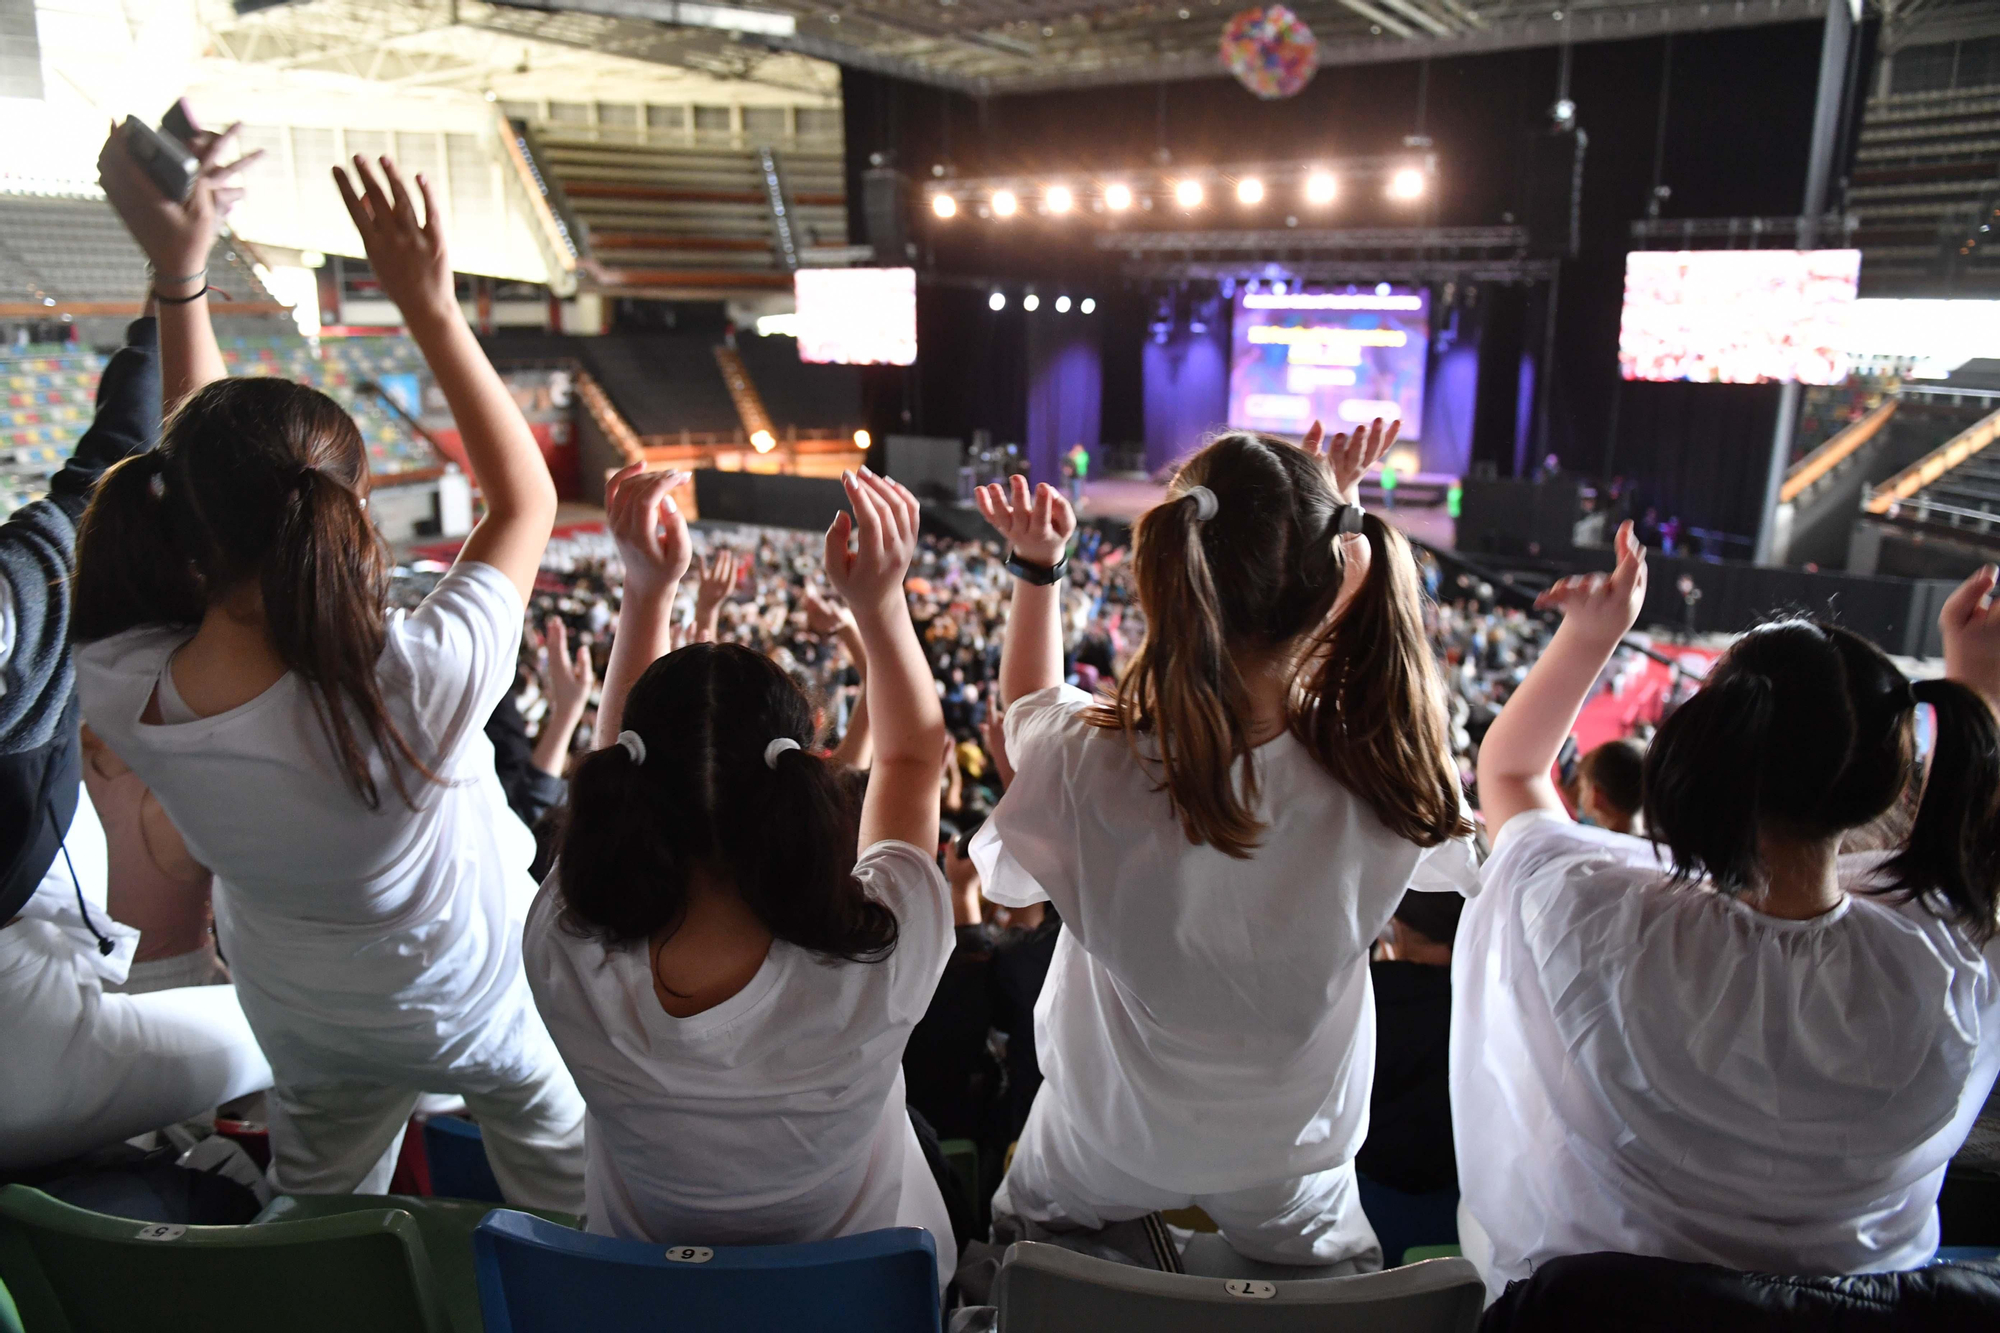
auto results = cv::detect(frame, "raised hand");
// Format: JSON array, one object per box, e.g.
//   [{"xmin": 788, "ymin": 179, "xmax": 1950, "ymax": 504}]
[
  {"xmin": 694, "ymin": 549, "xmax": 740, "ymax": 620},
  {"xmin": 980, "ymin": 702, "xmax": 1015, "ymax": 790},
  {"xmin": 1534, "ymin": 519, "xmax": 1648, "ymax": 644},
  {"xmin": 605, "ymin": 464, "xmax": 692, "ymax": 603},
  {"xmin": 824, "ymin": 468, "xmax": 919, "ymax": 617},
  {"xmin": 1940, "ymin": 563, "xmax": 2000, "ymax": 704},
  {"xmin": 1305, "ymin": 417, "xmax": 1399, "ymax": 507},
  {"xmin": 98, "ymin": 115, "xmax": 262, "ymax": 287},
  {"xmin": 801, "ymin": 581, "xmax": 855, "ymax": 638},
  {"xmin": 333, "ymin": 155, "xmax": 454, "ymax": 326},
  {"xmin": 543, "ymin": 617, "xmax": 595, "ymax": 721},
  {"xmin": 975, "ymin": 474, "xmax": 1076, "ymax": 566}
]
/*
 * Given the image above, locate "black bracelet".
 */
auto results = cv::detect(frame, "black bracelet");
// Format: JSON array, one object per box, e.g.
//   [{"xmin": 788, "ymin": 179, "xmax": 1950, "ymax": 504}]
[{"xmin": 154, "ymin": 284, "xmax": 210, "ymax": 305}]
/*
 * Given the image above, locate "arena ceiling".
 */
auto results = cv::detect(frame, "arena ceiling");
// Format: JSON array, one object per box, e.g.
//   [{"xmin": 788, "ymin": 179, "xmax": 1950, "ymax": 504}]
[{"xmin": 205, "ymin": 0, "xmax": 2000, "ymax": 97}]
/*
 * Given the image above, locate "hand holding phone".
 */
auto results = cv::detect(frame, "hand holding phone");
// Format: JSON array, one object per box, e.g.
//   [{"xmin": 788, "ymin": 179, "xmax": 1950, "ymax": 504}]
[{"xmin": 97, "ymin": 105, "xmax": 261, "ymax": 286}]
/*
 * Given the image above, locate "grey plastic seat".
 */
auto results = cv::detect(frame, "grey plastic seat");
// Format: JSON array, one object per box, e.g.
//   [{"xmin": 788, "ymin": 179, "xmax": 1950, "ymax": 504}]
[{"xmin": 995, "ymin": 1242, "xmax": 1484, "ymax": 1333}]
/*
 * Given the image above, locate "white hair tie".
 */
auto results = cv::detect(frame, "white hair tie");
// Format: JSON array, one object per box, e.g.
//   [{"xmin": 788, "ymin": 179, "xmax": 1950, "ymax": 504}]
[
  {"xmin": 1183, "ymin": 485, "xmax": 1219, "ymax": 522},
  {"xmin": 615, "ymin": 730, "xmax": 647, "ymax": 766},
  {"xmin": 764, "ymin": 737, "xmax": 802, "ymax": 769}
]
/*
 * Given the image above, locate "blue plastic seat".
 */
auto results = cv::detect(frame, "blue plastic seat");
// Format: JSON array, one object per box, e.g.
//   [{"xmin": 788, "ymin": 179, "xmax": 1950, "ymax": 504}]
[
  {"xmin": 472, "ymin": 1210, "xmax": 940, "ymax": 1333},
  {"xmin": 423, "ymin": 1116, "xmax": 507, "ymax": 1204}
]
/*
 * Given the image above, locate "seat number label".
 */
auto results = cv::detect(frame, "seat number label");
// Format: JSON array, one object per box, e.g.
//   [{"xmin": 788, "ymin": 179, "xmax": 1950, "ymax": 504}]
[
  {"xmin": 664, "ymin": 1246, "xmax": 714, "ymax": 1263},
  {"xmin": 134, "ymin": 1224, "xmax": 187, "ymax": 1242},
  {"xmin": 1224, "ymin": 1279, "xmax": 1276, "ymax": 1299}
]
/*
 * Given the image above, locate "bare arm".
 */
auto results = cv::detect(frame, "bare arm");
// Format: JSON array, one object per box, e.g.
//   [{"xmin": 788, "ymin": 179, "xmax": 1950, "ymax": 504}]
[
  {"xmin": 976, "ymin": 475, "xmax": 1077, "ymax": 708},
  {"xmin": 692, "ymin": 550, "xmax": 740, "ymax": 644},
  {"xmin": 334, "ymin": 155, "xmax": 556, "ymax": 603},
  {"xmin": 532, "ymin": 617, "xmax": 593, "ymax": 777},
  {"xmin": 597, "ymin": 466, "xmax": 692, "ymax": 743},
  {"xmin": 1476, "ymin": 522, "xmax": 1647, "ymax": 838},
  {"xmin": 825, "ymin": 470, "xmax": 946, "ymax": 852},
  {"xmin": 1940, "ymin": 564, "xmax": 2000, "ymax": 707}
]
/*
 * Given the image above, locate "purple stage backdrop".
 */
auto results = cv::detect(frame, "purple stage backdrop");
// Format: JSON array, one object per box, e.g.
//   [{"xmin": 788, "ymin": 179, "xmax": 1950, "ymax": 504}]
[
  {"xmin": 1027, "ymin": 317, "xmax": 1103, "ymax": 488},
  {"xmin": 1142, "ymin": 321, "xmax": 1231, "ymax": 476}
]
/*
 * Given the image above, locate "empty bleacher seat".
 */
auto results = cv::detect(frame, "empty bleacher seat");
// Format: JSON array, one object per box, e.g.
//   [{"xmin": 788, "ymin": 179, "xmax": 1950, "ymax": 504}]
[
  {"xmin": 0, "ymin": 1183, "xmax": 450, "ymax": 1333},
  {"xmin": 993, "ymin": 1242, "xmax": 1483, "ymax": 1332},
  {"xmin": 422, "ymin": 1117, "xmax": 508, "ymax": 1205},
  {"xmin": 472, "ymin": 1210, "xmax": 940, "ymax": 1333}
]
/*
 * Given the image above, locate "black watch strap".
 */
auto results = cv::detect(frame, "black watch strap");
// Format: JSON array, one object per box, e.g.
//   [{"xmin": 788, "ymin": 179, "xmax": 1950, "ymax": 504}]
[{"xmin": 1005, "ymin": 550, "xmax": 1069, "ymax": 585}]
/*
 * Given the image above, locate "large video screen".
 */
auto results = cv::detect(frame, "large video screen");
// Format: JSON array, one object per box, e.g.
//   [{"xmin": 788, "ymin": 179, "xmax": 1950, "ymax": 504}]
[
  {"xmin": 1618, "ymin": 249, "xmax": 1860, "ymax": 386},
  {"xmin": 1228, "ymin": 288, "xmax": 1429, "ymax": 439},
  {"xmin": 792, "ymin": 267, "xmax": 917, "ymax": 367}
]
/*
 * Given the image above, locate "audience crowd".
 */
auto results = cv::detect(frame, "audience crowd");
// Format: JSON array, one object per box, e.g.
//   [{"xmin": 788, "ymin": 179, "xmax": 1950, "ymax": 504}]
[{"xmin": 6, "ymin": 121, "xmax": 2000, "ymax": 1328}]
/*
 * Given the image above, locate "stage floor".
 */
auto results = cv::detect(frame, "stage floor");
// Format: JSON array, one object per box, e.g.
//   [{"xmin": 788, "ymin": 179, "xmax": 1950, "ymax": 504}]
[{"xmin": 1078, "ymin": 477, "xmax": 1458, "ymax": 550}]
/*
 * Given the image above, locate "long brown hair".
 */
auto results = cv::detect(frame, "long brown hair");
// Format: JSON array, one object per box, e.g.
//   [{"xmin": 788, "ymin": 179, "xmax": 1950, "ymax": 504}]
[
  {"xmin": 74, "ymin": 376, "xmax": 441, "ymax": 810},
  {"xmin": 1087, "ymin": 432, "xmax": 1468, "ymax": 857}
]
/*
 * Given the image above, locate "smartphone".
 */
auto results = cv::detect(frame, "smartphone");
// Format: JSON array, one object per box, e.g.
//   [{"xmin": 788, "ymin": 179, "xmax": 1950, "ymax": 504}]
[
  {"xmin": 121, "ymin": 115, "xmax": 196, "ymax": 203},
  {"xmin": 160, "ymin": 99, "xmax": 197, "ymax": 147}
]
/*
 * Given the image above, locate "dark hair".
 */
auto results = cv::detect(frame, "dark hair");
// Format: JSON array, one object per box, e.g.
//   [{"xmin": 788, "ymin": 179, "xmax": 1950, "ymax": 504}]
[
  {"xmin": 1578, "ymin": 738, "xmax": 1646, "ymax": 820},
  {"xmin": 1088, "ymin": 432, "xmax": 1468, "ymax": 857},
  {"xmin": 1393, "ymin": 889, "xmax": 1464, "ymax": 947},
  {"xmin": 556, "ymin": 642, "xmax": 898, "ymax": 961},
  {"xmin": 74, "ymin": 377, "xmax": 438, "ymax": 810},
  {"xmin": 1644, "ymin": 620, "xmax": 2000, "ymax": 941}
]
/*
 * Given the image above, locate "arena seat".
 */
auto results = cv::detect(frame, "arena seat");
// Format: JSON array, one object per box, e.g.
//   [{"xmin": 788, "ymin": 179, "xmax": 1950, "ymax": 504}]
[
  {"xmin": 0, "ymin": 1273, "xmax": 19, "ymax": 1333},
  {"xmin": 423, "ymin": 1116, "xmax": 508, "ymax": 1205},
  {"xmin": 993, "ymin": 1242, "xmax": 1482, "ymax": 1332},
  {"xmin": 472, "ymin": 1209, "xmax": 941, "ymax": 1333},
  {"xmin": 0, "ymin": 1183, "xmax": 449, "ymax": 1333}
]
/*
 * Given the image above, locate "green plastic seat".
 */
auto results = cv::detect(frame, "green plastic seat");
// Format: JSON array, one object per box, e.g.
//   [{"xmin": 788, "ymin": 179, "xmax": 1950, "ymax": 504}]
[
  {"xmin": 1402, "ymin": 1244, "xmax": 1464, "ymax": 1265},
  {"xmin": 0, "ymin": 1184, "xmax": 448, "ymax": 1333},
  {"xmin": 0, "ymin": 1273, "xmax": 22, "ymax": 1333},
  {"xmin": 255, "ymin": 1194, "xmax": 580, "ymax": 1333}
]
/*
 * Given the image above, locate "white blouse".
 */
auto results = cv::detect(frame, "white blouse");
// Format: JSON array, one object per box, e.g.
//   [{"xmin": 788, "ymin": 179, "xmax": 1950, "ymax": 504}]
[
  {"xmin": 971, "ymin": 685, "xmax": 1479, "ymax": 1194},
  {"xmin": 1454, "ymin": 811, "xmax": 2000, "ymax": 1301}
]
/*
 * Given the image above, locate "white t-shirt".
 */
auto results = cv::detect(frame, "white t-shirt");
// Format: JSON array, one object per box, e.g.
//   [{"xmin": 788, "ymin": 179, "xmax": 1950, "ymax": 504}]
[
  {"xmin": 1455, "ymin": 811, "xmax": 2000, "ymax": 1301},
  {"xmin": 74, "ymin": 561, "xmax": 538, "ymax": 1088},
  {"xmin": 522, "ymin": 839, "xmax": 956, "ymax": 1289},
  {"xmin": 969, "ymin": 685, "xmax": 1479, "ymax": 1195}
]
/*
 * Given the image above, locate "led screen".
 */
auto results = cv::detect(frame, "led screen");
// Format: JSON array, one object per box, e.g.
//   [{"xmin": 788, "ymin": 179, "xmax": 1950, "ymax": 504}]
[
  {"xmin": 1618, "ymin": 249, "xmax": 1860, "ymax": 385},
  {"xmin": 792, "ymin": 267, "xmax": 917, "ymax": 367},
  {"xmin": 1228, "ymin": 287, "xmax": 1429, "ymax": 439}
]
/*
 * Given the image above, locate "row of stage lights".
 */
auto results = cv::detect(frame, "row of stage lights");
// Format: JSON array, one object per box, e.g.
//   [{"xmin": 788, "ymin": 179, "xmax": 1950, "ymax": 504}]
[
  {"xmin": 985, "ymin": 292, "xmax": 1097, "ymax": 313},
  {"xmin": 930, "ymin": 163, "xmax": 1430, "ymax": 222}
]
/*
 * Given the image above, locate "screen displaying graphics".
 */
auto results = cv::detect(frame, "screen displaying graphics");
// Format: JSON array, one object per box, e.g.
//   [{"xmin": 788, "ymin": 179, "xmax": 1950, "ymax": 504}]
[
  {"xmin": 1228, "ymin": 288, "xmax": 1429, "ymax": 439},
  {"xmin": 1618, "ymin": 249, "xmax": 1860, "ymax": 385},
  {"xmin": 792, "ymin": 267, "xmax": 918, "ymax": 366}
]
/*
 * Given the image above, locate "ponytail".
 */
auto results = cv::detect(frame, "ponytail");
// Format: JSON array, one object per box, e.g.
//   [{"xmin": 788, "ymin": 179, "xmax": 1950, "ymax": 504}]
[
  {"xmin": 73, "ymin": 452, "xmax": 205, "ymax": 641},
  {"xmin": 557, "ymin": 643, "xmax": 896, "ymax": 961},
  {"xmin": 1885, "ymin": 678, "xmax": 2000, "ymax": 942},
  {"xmin": 1088, "ymin": 432, "xmax": 1467, "ymax": 856}
]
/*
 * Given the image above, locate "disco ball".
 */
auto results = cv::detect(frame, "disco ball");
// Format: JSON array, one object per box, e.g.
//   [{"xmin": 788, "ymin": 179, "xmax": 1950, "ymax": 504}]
[{"xmin": 1219, "ymin": 4, "xmax": 1320, "ymax": 101}]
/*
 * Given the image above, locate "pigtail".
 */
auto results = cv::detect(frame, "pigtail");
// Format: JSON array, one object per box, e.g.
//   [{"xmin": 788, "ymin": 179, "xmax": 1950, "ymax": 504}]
[
  {"xmin": 741, "ymin": 742, "xmax": 895, "ymax": 961},
  {"xmin": 1885, "ymin": 679, "xmax": 2000, "ymax": 942},
  {"xmin": 1643, "ymin": 673, "xmax": 1779, "ymax": 893},
  {"xmin": 557, "ymin": 742, "xmax": 693, "ymax": 943},
  {"xmin": 72, "ymin": 452, "xmax": 204, "ymax": 641}
]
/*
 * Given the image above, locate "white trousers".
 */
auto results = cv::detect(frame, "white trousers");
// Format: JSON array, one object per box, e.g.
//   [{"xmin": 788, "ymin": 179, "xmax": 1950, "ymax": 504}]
[
  {"xmin": 992, "ymin": 1086, "xmax": 1383, "ymax": 1271},
  {"xmin": 264, "ymin": 1011, "xmax": 587, "ymax": 1215},
  {"xmin": 0, "ymin": 919, "xmax": 273, "ymax": 1172}
]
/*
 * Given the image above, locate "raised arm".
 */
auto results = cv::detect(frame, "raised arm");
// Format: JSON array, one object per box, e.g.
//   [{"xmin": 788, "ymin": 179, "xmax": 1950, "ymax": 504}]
[
  {"xmin": 1477, "ymin": 522, "xmax": 1647, "ymax": 837},
  {"xmin": 334, "ymin": 155, "xmax": 556, "ymax": 603},
  {"xmin": 825, "ymin": 470, "xmax": 946, "ymax": 851},
  {"xmin": 532, "ymin": 617, "xmax": 594, "ymax": 777},
  {"xmin": 692, "ymin": 549, "xmax": 740, "ymax": 644},
  {"xmin": 804, "ymin": 583, "xmax": 874, "ymax": 772},
  {"xmin": 97, "ymin": 116, "xmax": 258, "ymax": 410},
  {"xmin": 976, "ymin": 475, "xmax": 1077, "ymax": 708},
  {"xmin": 596, "ymin": 465, "xmax": 692, "ymax": 743}
]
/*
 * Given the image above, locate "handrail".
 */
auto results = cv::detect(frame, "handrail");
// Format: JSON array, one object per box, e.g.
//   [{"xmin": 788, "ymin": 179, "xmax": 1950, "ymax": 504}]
[
  {"xmin": 574, "ymin": 370, "xmax": 645, "ymax": 467},
  {"xmin": 496, "ymin": 108, "xmax": 581, "ymax": 297},
  {"xmin": 714, "ymin": 345, "xmax": 776, "ymax": 443},
  {"xmin": 1866, "ymin": 405, "xmax": 2000, "ymax": 513},
  {"xmin": 1780, "ymin": 399, "xmax": 1898, "ymax": 503}
]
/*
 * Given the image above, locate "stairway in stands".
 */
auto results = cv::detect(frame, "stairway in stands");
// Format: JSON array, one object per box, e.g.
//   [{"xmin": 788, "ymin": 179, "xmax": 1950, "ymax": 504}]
[
  {"xmin": 1849, "ymin": 79, "xmax": 2000, "ymax": 295},
  {"xmin": 525, "ymin": 129, "xmax": 849, "ymax": 293}
]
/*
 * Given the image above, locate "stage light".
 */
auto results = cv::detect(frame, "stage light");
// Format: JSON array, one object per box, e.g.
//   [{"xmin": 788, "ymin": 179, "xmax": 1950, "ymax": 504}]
[
  {"xmin": 1023, "ymin": 293, "xmax": 1041, "ymax": 312},
  {"xmin": 1080, "ymin": 297, "xmax": 1097, "ymax": 314},
  {"xmin": 751, "ymin": 430, "xmax": 776, "ymax": 453},
  {"xmin": 1236, "ymin": 177, "xmax": 1264, "ymax": 205},
  {"xmin": 989, "ymin": 290, "xmax": 1007, "ymax": 311},
  {"xmin": 992, "ymin": 189, "xmax": 1018, "ymax": 217},
  {"xmin": 1104, "ymin": 182, "xmax": 1133, "ymax": 211},
  {"xmin": 1305, "ymin": 172, "xmax": 1337, "ymax": 204},
  {"xmin": 931, "ymin": 193, "xmax": 957, "ymax": 219},
  {"xmin": 854, "ymin": 429, "xmax": 871, "ymax": 449},
  {"xmin": 1055, "ymin": 295, "xmax": 1072, "ymax": 312},
  {"xmin": 1388, "ymin": 167, "xmax": 1425, "ymax": 201},
  {"xmin": 1046, "ymin": 185, "xmax": 1074, "ymax": 214},
  {"xmin": 1175, "ymin": 179, "xmax": 1204, "ymax": 209}
]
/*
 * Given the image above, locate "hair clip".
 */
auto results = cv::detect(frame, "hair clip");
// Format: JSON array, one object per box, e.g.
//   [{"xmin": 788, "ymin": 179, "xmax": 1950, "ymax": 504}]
[
  {"xmin": 616, "ymin": 730, "xmax": 647, "ymax": 765},
  {"xmin": 1183, "ymin": 486, "xmax": 1220, "ymax": 522},
  {"xmin": 764, "ymin": 737, "xmax": 802, "ymax": 769}
]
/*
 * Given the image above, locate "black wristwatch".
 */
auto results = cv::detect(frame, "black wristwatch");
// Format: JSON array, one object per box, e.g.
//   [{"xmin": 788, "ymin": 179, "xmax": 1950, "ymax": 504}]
[{"xmin": 1004, "ymin": 550, "xmax": 1069, "ymax": 586}]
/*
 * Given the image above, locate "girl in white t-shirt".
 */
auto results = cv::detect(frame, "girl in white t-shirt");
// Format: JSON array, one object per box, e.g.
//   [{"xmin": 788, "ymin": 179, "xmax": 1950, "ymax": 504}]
[
  {"xmin": 969, "ymin": 425, "xmax": 1478, "ymax": 1272},
  {"xmin": 75, "ymin": 142, "xmax": 582, "ymax": 1206},
  {"xmin": 1462, "ymin": 527, "xmax": 2000, "ymax": 1301},
  {"xmin": 523, "ymin": 467, "xmax": 957, "ymax": 1289}
]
